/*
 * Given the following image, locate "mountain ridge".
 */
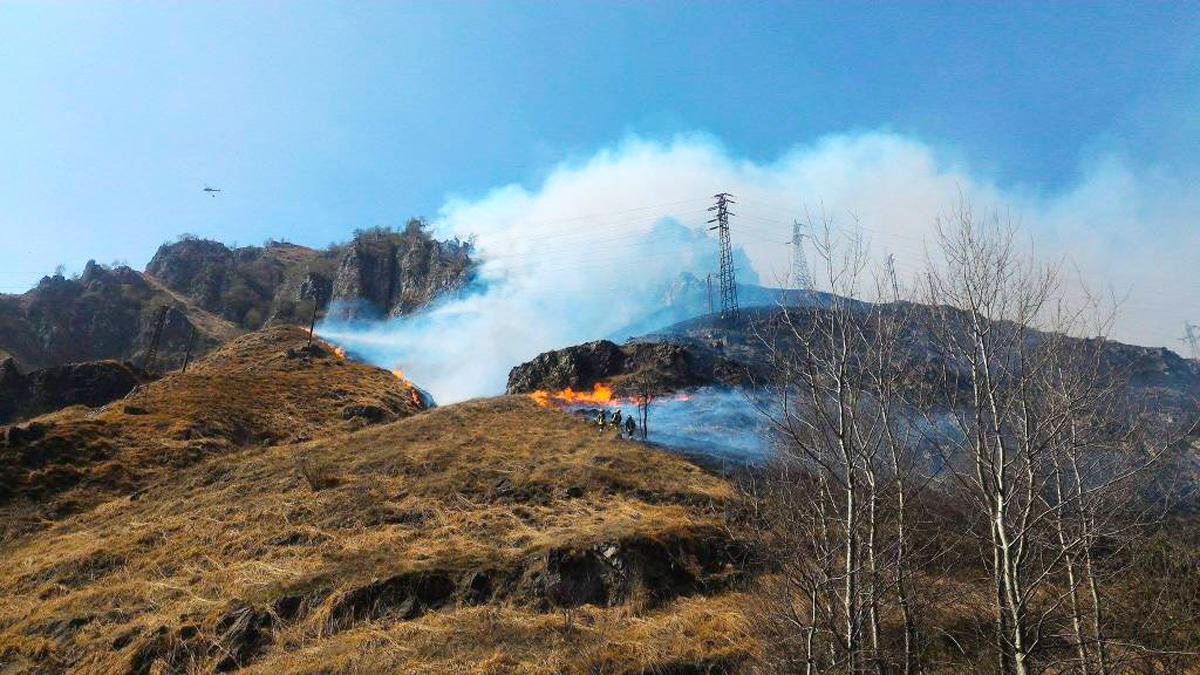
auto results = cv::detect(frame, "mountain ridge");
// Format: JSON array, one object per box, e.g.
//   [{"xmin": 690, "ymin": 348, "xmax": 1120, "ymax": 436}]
[{"xmin": 0, "ymin": 220, "xmax": 475, "ymax": 371}]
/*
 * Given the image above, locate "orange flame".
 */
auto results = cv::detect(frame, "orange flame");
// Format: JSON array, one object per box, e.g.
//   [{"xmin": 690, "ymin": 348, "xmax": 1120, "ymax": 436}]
[
  {"xmin": 529, "ymin": 382, "xmax": 619, "ymax": 408},
  {"xmin": 529, "ymin": 382, "xmax": 692, "ymax": 408},
  {"xmin": 389, "ymin": 365, "xmax": 426, "ymax": 409},
  {"xmin": 332, "ymin": 345, "xmax": 346, "ymax": 360}
]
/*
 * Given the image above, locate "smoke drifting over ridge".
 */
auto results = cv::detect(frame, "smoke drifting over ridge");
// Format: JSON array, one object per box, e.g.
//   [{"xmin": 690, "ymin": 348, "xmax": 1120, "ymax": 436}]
[{"xmin": 322, "ymin": 132, "xmax": 1199, "ymax": 404}]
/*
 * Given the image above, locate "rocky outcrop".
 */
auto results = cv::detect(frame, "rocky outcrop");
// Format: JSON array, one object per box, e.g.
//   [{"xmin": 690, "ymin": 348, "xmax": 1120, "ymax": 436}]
[
  {"xmin": 145, "ymin": 238, "xmax": 338, "ymax": 330},
  {"xmin": 506, "ymin": 339, "xmax": 745, "ymax": 396},
  {"xmin": 328, "ymin": 221, "xmax": 474, "ymax": 320},
  {"xmin": 145, "ymin": 222, "xmax": 475, "ymax": 326},
  {"xmin": 0, "ymin": 357, "xmax": 152, "ymax": 424}
]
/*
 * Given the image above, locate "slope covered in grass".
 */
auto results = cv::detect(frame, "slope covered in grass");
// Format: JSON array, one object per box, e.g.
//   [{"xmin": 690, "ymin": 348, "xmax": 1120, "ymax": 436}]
[
  {"xmin": 0, "ymin": 394, "xmax": 755, "ymax": 673},
  {"xmin": 0, "ymin": 326, "xmax": 425, "ymax": 536}
]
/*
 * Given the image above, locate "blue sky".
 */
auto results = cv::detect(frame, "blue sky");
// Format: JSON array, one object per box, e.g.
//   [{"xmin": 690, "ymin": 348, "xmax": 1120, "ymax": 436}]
[{"xmin": 1, "ymin": 2, "xmax": 1197, "ymax": 319}]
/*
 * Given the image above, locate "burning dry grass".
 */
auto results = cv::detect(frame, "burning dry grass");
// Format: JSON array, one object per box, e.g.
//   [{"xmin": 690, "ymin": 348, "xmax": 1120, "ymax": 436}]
[
  {"xmin": 527, "ymin": 381, "xmax": 693, "ymax": 409},
  {"xmin": 0, "ymin": 393, "xmax": 755, "ymax": 673}
]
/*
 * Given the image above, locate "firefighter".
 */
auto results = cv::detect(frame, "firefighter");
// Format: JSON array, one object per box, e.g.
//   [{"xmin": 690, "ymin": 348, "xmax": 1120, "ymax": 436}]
[
  {"xmin": 611, "ymin": 409, "xmax": 623, "ymax": 428},
  {"xmin": 595, "ymin": 410, "xmax": 607, "ymax": 430},
  {"xmin": 625, "ymin": 415, "xmax": 637, "ymax": 438}
]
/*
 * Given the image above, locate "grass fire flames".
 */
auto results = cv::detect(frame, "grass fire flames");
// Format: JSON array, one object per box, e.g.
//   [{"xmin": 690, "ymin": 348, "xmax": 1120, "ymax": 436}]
[
  {"xmin": 391, "ymin": 366, "xmax": 426, "ymax": 408},
  {"xmin": 529, "ymin": 382, "xmax": 691, "ymax": 408},
  {"xmin": 529, "ymin": 382, "xmax": 618, "ymax": 408}
]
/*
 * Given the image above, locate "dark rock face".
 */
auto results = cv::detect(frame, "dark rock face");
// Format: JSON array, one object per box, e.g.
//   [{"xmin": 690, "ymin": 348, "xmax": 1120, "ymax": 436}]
[
  {"xmin": 145, "ymin": 238, "xmax": 234, "ymax": 309},
  {"xmin": 0, "ymin": 358, "xmax": 151, "ymax": 424},
  {"xmin": 537, "ymin": 533, "xmax": 746, "ymax": 611},
  {"xmin": 507, "ymin": 340, "xmax": 626, "ymax": 393},
  {"xmin": 506, "ymin": 339, "xmax": 744, "ymax": 396}
]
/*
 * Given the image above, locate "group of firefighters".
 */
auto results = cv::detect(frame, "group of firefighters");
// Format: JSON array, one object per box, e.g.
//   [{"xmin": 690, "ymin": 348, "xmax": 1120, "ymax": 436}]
[{"xmin": 595, "ymin": 408, "xmax": 639, "ymax": 438}]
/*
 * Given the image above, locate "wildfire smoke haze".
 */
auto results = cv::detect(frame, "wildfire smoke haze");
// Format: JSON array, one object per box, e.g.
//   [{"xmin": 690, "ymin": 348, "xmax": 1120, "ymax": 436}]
[{"xmin": 320, "ymin": 133, "xmax": 1199, "ymax": 408}]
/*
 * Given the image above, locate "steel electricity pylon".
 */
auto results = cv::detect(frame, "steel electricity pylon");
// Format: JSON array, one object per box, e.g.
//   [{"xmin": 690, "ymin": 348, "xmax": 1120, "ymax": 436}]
[{"xmin": 707, "ymin": 192, "xmax": 739, "ymax": 321}]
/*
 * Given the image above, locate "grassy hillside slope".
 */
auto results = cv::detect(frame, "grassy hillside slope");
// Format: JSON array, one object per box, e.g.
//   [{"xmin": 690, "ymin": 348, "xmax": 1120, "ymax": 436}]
[
  {"xmin": 0, "ymin": 395, "xmax": 754, "ymax": 673},
  {"xmin": 0, "ymin": 325, "xmax": 756, "ymax": 673}
]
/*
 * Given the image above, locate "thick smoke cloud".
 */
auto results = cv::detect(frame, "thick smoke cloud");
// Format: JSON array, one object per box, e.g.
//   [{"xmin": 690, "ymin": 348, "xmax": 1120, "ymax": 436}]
[{"xmin": 322, "ymin": 132, "xmax": 1199, "ymax": 403}]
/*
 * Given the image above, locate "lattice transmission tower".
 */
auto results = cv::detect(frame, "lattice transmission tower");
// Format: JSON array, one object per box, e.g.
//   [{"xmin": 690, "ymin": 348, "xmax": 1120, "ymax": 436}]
[
  {"xmin": 789, "ymin": 220, "xmax": 813, "ymax": 291},
  {"xmin": 1181, "ymin": 322, "xmax": 1200, "ymax": 360},
  {"xmin": 707, "ymin": 192, "xmax": 739, "ymax": 321},
  {"xmin": 143, "ymin": 305, "xmax": 170, "ymax": 373}
]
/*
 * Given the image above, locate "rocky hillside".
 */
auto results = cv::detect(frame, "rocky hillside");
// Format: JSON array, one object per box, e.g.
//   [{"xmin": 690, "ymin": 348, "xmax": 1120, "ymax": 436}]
[
  {"xmin": 0, "ymin": 220, "xmax": 475, "ymax": 371},
  {"xmin": 144, "ymin": 238, "xmax": 334, "ymax": 330},
  {"xmin": 0, "ymin": 261, "xmax": 241, "ymax": 371},
  {"xmin": 514, "ymin": 305, "xmax": 1200, "ymax": 413},
  {"xmin": 0, "ymin": 332, "xmax": 755, "ymax": 673},
  {"xmin": 146, "ymin": 219, "xmax": 474, "ymax": 328}
]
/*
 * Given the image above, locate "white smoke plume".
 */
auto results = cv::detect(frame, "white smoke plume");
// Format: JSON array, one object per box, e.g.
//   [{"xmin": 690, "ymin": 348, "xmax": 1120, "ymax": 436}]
[{"xmin": 322, "ymin": 132, "xmax": 1200, "ymax": 403}]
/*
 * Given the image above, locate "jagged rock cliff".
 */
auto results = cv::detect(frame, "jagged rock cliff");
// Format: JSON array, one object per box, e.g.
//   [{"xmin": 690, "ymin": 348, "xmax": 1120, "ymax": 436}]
[
  {"xmin": 145, "ymin": 220, "xmax": 474, "ymax": 326},
  {"xmin": 328, "ymin": 221, "xmax": 474, "ymax": 320}
]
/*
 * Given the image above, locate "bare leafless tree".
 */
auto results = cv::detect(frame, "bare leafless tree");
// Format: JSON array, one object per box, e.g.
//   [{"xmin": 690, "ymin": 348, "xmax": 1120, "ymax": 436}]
[
  {"xmin": 749, "ymin": 215, "xmax": 929, "ymax": 673},
  {"xmin": 917, "ymin": 204, "xmax": 1184, "ymax": 673},
  {"xmin": 746, "ymin": 203, "xmax": 1193, "ymax": 674}
]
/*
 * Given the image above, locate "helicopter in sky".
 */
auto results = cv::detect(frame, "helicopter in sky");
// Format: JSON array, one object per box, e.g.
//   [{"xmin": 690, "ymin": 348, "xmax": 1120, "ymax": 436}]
[{"xmin": 203, "ymin": 185, "xmax": 222, "ymax": 196}]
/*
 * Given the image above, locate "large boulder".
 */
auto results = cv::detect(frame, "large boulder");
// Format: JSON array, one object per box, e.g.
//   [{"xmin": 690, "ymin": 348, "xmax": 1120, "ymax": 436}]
[
  {"xmin": 0, "ymin": 358, "xmax": 152, "ymax": 424},
  {"xmin": 506, "ymin": 339, "xmax": 745, "ymax": 396}
]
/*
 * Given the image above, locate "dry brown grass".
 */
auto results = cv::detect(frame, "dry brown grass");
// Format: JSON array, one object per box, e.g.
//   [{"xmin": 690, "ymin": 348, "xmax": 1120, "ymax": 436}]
[
  {"xmin": 0, "ymin": 326, "xmax": 426, "ymax": 536},
  {"xmin": 0, "ymin": 349, "xmax": 757, "ymax": 673}
]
